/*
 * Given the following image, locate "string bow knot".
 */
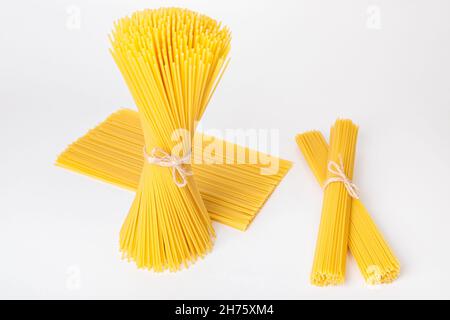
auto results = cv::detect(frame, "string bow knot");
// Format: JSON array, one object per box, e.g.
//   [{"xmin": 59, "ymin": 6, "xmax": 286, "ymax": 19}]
[
  {"xmin": 144, "ymin": 147, "xmax": 193, "ymax": 188},
  {"xmin": 323, "ymin": 156, "xmax": 359, "ymax": 199}
]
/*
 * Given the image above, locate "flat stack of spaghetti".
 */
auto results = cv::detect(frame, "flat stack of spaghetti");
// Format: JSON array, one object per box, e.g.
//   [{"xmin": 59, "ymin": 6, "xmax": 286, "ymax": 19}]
[
  {"xmin": 56, "ymin": 108, "xmax": 292, "ymax": 231},
  {"xmin": 296, "ymin": 121, "xmax": 400, "ymax": 285}
]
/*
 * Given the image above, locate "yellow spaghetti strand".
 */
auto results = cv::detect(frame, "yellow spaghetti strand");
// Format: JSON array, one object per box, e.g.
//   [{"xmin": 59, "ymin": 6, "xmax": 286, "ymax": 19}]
[
  {"xmin": 296, "ymin": 130, "xmax": 400, "ymax": 285},
  {"xmin": 109, "ymin": 8, "xmax": 231, "ymax": 271},
  {"xmin": 56, "ymin": 109, "xmax": 292, "ymax": 231},
  {"xmin": 307, "ymin": 119, "xmax": 359, "ymax": 286}
]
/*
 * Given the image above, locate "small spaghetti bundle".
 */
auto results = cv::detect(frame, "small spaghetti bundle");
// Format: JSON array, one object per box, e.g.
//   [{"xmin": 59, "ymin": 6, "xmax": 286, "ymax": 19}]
[
  {"xmin": 109, "ymin": 8, "xmax": 231, "ymax": 271},
  {"xmin": 296, "ymin": 131, "xmax": 399, "ymax": 285},
  {"xmin": 308, "ymin": 120, "xmax": 358, "ymax": 286},
  {"xmin": 56, "ymin": 108, "xmax": 292, "ymax": 231}
]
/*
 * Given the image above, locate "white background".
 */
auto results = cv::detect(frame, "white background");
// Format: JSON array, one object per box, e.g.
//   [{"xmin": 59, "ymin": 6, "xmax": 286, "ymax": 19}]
[{"xmin": 1, "ymin": 0, "xmax": 449, "ymax": 299}]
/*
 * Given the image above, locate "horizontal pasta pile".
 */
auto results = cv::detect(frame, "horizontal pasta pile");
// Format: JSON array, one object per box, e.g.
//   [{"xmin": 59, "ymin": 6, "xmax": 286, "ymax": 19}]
[
  {"xmin": 296, "ymin": 126, "xmax": 400, "ymax": 285},
  {"xmin": 56, "ymin": 108, "xmax": 292, "ymax": 231}
]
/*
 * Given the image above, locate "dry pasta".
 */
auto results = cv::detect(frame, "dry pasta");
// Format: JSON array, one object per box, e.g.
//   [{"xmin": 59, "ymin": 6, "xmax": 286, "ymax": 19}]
[
  {"xmin": 306, "ymin": 120, "xmax": 359, "ymax": 286},
  {"xmin": 56, "ymin": 108, "xmax": 292, "ymax": 231},
  {"xmin": 296, "ymin": 130, "xmax": 400, "ymax": 285},
  {"xmin": 108, "ymin": 8, "xmax": 231, "ymax": 271}
]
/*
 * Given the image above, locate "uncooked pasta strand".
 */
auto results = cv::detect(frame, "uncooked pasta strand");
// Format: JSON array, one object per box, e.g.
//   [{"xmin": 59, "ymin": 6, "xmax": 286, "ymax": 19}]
[
  {"xmin": 56, "ymin": 109, "xmax": 292, "ymax": 231},
  {"xmin": 296, "ymin": 130, "xmax": 400, "ymax": 284},
  {"xmin": 308, "ymin": 119, "xmax": 359, "ymax": 286}
]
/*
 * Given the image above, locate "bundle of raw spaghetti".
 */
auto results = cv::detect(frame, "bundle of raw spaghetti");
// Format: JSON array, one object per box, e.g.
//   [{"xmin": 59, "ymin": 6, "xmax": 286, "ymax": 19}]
[
  {"xmin": 306, "ymin": 119, "xmax": 358, "ymax": 286},
  {"xmin": 108, "ymin": 8, "xmax": 231, "ymax": 271},
  {"xmin": 56, "ymin": 109, "xmax": 292, "ymax": 231},
  {"xmin": 296, "ymin": 131, "xmax": 399, "ymax": 285}
]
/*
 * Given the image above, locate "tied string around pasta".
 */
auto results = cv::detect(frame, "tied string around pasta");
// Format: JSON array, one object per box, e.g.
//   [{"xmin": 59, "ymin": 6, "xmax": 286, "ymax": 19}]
[
  {"xmin": 144, "ymin": 147, "xmax": 193, "ymax": 188},
  {"xmin": 323, "ymin": 155, "xmax": 360, "ymax": 199}
]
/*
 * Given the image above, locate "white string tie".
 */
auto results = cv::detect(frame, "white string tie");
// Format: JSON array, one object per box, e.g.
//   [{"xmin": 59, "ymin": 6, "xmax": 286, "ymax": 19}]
[
  {"xmin": 144, "ymin": 147, "xmax": 193, "ymax": 188},
  {"xmin": 323, "ymin": 155, "xmax": 359, "ymax": 199}
]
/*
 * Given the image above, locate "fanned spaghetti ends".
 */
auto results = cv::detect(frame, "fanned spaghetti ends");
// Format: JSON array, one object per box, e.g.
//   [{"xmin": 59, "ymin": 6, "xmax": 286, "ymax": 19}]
[
  {"xmin": 296, "ymin": 131, "xmax": 399, "ymax": 285},
  {"xmin": 109, "ymin": 8, "xmax": 231, "ymax": 271},
  {"xmin": 308, "ymin": 120, "xmax": 359, "ymax": 286},
  {"xmin": 56, "ymin": 108, "xmax": 292, "ymax": 231}
]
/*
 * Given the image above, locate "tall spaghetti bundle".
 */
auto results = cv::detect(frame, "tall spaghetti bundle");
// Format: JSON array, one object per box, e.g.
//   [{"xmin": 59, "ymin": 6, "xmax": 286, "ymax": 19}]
[
  {"xmin": 309, "ymin": 119, "xmax": 358, "ymax": 286},
  {"xmin": 109, "ymin": 8, "xmax": 231, "ymax": 271},
  {"xmin": 56, "ymin": 109, "xmax": 292, "ymax": 231},
  {"xmin": 296, "ymin": 131, "xmax": 399, "ymax": 284}
]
